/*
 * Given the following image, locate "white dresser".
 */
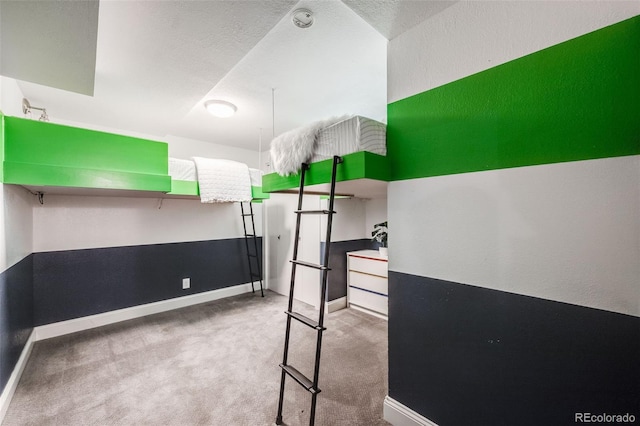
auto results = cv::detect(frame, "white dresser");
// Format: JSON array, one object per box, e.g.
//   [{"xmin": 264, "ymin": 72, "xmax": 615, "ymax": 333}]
[{"xmin": 346, "ymin": 250, "xmax": 388, "ymax": 318}]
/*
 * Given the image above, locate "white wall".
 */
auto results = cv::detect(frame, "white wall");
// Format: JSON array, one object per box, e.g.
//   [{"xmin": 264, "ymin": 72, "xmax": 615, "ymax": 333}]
[
  {"xmin": 166, "ymin": 135, "xmax": 261, "ymax": 169},
  {"xmin": 315, "ymin": 196, "xmax": 388, "ymax": 244},
  {"xmin": 318, "ymin": 197, "xmax": 387, "ymax": 243},
  {"xmin": 0, "ymin": 76, "xmax": 24, "ymax": 117},
  {"xmin": 261, "ymin": 148, "xmax": 272, "ymax": 174},
  {"xmin": 32, "ymin": 195, "xmax": 259, "ymax": 252},
  {"xmin": 0, "ymin": 185, "xmax": 33, "ymax": 271},
  {"xmin": 364, "ymin": 198, "xmax": 387, "ymax": 242},
  {"xmin": 390, "ymin": 156, "xmax": 639, "ymax": 316},
  {"xmin": 0, "ymin": 77, "xmax": 33, "ymax": 271},
  {"xmin": 387, "ymin": 2, "xmax": 640, "ymax": 317},
  {"xmin": 321, "ymin": 197, "xmax": 366, "ymax": 242}
]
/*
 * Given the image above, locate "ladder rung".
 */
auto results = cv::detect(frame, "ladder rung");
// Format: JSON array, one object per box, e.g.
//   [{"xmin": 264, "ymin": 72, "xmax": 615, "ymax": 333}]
[
  {"xmin": 242, "ymin": 213, "xmax": 253, "ymax": 217},
  {"xmin": 248, "ymin": 253, "xmax": 257, "ymax": 257},
  {"xmin": 279, "ymin": 364, "xmax": 320, "ymax": 394},
  {"xmin": 290, "ymin": 260, "xmax": 329, "ymax": 270},
  {"xmin": 245, "ymin": 234, "xmax": 255, "ymax": 237},
  {"xmin": 294, "ymin": 210, "xmax": 335, "ymax": 215},
  {"xmin": 285, "ymin": 311, "xmax": 325, "ymax": 330},
  {"xmin": 251, "ymin": 272, "xmax": 261, "ymax": 277}
]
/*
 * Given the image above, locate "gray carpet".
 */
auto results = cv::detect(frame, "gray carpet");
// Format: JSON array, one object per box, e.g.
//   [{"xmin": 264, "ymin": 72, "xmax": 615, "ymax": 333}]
[{"xmin": 3, "ymin": 291, "xmax": 389, "ymax": 425}]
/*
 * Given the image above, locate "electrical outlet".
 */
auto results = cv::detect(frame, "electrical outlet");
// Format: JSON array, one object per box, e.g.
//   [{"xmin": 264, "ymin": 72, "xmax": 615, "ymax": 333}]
[{"xmin": 182, "ymin": 278, "xmax": 190, "ymax": 289}]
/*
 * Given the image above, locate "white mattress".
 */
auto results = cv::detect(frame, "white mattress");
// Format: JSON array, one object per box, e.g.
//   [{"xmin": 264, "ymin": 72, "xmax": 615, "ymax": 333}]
[
  {"xmin": 169, "ymin": 157, "xmax": 263, "ymax": 187},
  {"xmin": 249, "ymin": 168, "xmax": 263, "ymax": 186},
  {"xmin": 309, "ymin": 115, "xmax": 386, "ymax": 163},
  {"xmin": 169, "ymin": 157, "xmax": 197, "ymax": 181}
]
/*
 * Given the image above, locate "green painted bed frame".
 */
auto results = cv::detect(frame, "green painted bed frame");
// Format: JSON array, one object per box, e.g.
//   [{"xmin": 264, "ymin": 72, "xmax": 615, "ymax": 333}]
[
  {"xmin": 168, "ymin": 179, "xmax": 268, "ymax": 202},
  {"xmin": 261, "ymin": 151, "xmax": 390, "ymax": 193},
  {"xmin": 1, "ymin": 114, "xmax": 170, "ymax": 192},
  {"xmin": 0, "ymin": 114, "xmax": 268, "ymax": 200}
]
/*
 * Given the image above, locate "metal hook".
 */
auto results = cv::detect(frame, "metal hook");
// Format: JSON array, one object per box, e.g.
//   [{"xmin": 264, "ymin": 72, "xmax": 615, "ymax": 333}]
[
  {"xmin": 22, "ymin": 98, "xmax": 49, "ymax": 121},
  {"xmin": 37, "ymin": 192, "xmax": 44, "ymax": 205}
]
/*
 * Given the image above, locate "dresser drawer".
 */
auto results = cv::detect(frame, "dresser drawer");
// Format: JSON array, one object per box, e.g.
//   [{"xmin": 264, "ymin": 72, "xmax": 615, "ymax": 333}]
[
  {"xmin": 348, "ymin": 256, "xmax": 388, "ymax": 277},
  {"xmin": 349, "ymin": 287, "xmax": 388, "ymax": 315},
  {"xmin": 349, "ymin": 271, "xmax": 388, "ymax": 295}
]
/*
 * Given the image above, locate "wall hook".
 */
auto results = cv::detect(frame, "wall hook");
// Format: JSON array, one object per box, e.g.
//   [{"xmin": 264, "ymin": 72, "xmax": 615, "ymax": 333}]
[
  {"xmin": 22, "ymin": 98, "xmax": 49, "ymax": 121},
  {"xmin": 37, "ymin": 192, "xmax": 44, "ymax": 205}
]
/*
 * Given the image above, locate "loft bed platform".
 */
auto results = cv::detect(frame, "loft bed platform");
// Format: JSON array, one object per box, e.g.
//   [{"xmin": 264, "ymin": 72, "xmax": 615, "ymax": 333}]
[
  {"xmin": 1, "ymin": 114, "xmax": 170, "ymax": 193},
  {"xmin": 262, "ymin": 151, "xmax": 389, "ymax": 198},
  {"xmin": 17, "ymin": 182, "xmax": 268, "ymax": 202},
  {"xmin": 0, "ymin": 114, "xmax": 268, "ymax": 201},
  {"xmin": 166, "ymin": 157, "xmax": 268, "ymax": 202},
  {"xmin": 266, "ymin": 115, "xmax": 389, "ymax": 199},
  {"xmin": 167, "ymin": 181, "xmax": 268, "ymax": 202}
]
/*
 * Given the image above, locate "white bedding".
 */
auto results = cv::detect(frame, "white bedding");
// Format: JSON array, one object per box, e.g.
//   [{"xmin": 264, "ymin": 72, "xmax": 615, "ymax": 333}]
[
  {"xmin": 192, "ymin": 157, "xmax": 252, "ymax": 203},
  {"xmin": 269, "ymin": 115, "xmax": 386, "ymax": 176},
  {"xmin": 168, "ymin": 157, "xmax": 262, "ymax": 202},
  {"xmin": 269, "ymin": 116, "xmax": 349, "ymax": 176}
]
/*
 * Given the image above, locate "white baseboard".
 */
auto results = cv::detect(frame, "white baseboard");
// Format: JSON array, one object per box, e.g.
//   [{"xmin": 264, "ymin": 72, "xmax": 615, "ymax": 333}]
[
  {"xmin": 0, "ymin": 331, "xmax": 35, "ymax": 424},
  {"xmin": 383, "ymin": 396, "xmax": 439, "ymax": 426},
  {"xmin": 325, "ymin": 296, "xmax": 347, "ymax": 313},
  {"xmin": 349, "ymin": 304, "xmax": 388, "ymax": 320},
  {"xmin": 35, "ymin": 282, "xmax": 257, "ymax": 341}
]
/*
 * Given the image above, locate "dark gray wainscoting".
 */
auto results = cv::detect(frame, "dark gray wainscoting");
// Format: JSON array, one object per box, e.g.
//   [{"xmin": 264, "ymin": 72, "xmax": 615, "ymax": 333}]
[
  {"xmin": 0, "ymin": 255, "xmax": 34, "ymax": 395},
  {"xmin": 321, "ymin": 239, "xmax": 376, "ymax": 301},
  {"xmin": 33, "ymin": 238, "xmax": 262, "ymax": 326},
  {"xmin": 388, "ymin": 271, "xmax": 639, "ymax": 426}
]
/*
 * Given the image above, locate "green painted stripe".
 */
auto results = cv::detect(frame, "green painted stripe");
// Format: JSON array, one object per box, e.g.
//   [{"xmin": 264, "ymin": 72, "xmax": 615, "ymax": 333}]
[
  {"xmin": 0, "ymin": 114, "xmax": 5, "ymax": 182},
  {"xmin": 262, "ymin": 151, "xmax": 389, "ymax": 193},
  {"xmin": 387, "ymin": 15, "xmax": 640, "ymax": 181},
  {"xmin": 3, "ymin": 161, "xmax": 171, "ymax": 192}
]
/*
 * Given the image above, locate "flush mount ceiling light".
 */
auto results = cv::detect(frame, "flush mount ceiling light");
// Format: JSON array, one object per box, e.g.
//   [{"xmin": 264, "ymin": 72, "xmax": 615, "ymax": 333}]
[
  {"xmin": 292, "ymin": 8, "xmax": 313, "ymax": 29},
  {"xmin": 204, "ymin": 100, "xmax": 237, "ymax": 118}
]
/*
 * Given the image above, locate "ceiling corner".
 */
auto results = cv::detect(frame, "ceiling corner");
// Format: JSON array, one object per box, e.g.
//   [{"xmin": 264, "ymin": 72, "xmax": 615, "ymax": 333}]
[{"xmin": 0, "ymin": 0, "xmax": 99, "ymax": 95}]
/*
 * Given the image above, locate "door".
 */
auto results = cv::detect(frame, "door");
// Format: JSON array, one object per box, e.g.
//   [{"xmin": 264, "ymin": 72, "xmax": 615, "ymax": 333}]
[{"xmin": 265, "ymin": 193, "xmax": 320, "ymax": 308}]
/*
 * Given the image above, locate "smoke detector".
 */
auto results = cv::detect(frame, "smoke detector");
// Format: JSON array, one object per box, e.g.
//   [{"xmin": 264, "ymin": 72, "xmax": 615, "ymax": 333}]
[{"xmin": 292, "ymin": 8, "xmax": 313, "ymax": 29}]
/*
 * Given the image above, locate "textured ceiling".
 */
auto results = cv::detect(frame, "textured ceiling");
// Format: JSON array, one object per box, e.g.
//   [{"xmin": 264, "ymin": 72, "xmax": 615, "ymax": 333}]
[
  {"xmin": 344, "ymin": 0, "xmax": 456, "ymax": 39},
  {"xmin": 171, "ymin": 0, "xmax": 388, "ymax": 151},
  {"xmin": 1, "ymin": 0, "xmax": 456, "ymax": 152}
]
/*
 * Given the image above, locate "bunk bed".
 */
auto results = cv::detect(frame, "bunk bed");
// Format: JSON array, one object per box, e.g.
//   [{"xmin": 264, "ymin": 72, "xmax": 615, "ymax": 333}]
[
  {"xmin": 0, "ymin": 113, "xmax": 268, "ymax": 201},
  {"xmin": 167, "ymin": 157, "xmax": 268, "ymax": 202},
  {"xmin": 263, "ymin": 115, "xmax": 390, "ymax": 198}
]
